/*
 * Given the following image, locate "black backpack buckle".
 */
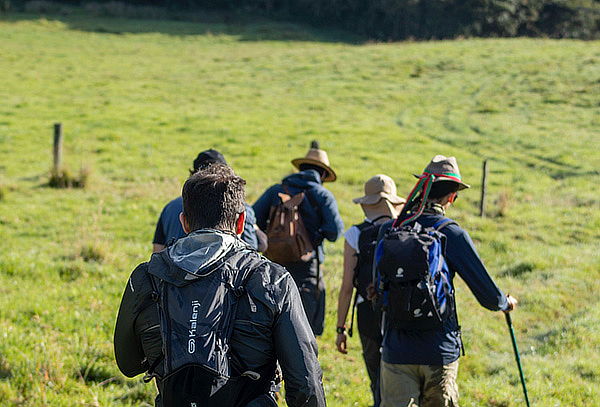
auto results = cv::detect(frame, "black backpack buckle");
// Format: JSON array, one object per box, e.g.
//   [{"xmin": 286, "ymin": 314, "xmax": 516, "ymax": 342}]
[{"xmin": 232, "ymin": 286, "xmax": 246, "ymax": 298}]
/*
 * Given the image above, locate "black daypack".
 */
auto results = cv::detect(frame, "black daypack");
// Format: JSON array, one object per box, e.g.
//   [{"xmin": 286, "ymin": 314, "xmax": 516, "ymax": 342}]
[
  {"xmin": 353, "ymin": 217, "xmax": 389, "ymax": 300},
  {"xmin": 347, "ymin": 217, "xmax": 388, "ymax": 338},
  {"xmin": 375, "ymin": 218, "xmax": 457, "ymax": 331},
  {"xmin": 147, "ymin": 249, "xmax": 262, "ymax": 407}
]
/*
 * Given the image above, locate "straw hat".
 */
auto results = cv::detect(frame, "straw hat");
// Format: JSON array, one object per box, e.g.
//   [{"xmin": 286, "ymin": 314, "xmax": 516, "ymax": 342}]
[
  {"xmin": 291, "ymin": 141, "xmax": 337, "ymax": 182},
  {"xmin": 416, "ymin": 155, "xmax": 470, "ymax": 190},
  {"xmin": 353, "ymin": 174, "xmax": 406, "ymax": 205}
]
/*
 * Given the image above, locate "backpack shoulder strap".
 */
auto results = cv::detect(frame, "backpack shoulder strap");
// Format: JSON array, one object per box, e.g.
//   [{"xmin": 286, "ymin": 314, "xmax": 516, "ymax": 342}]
[
  {"xmin": 304, "ymin": 187, "xmax": 321, "ymax": 217},
  {"xmin": 222, "ymin": 252, "xmax": 261, "ymax": 342},
  {"xmin": 433, "ymin": 217, "xmax": 458, "ymax": 231},
  {"xmin": 301, "ymin": 186, "xmax": 323, "ymax": 249},
  {"xmin": 371, "ymin": 214, "xmax": 391, "ymax": 224},
  {"xmin": 355, "ymin": 221, "xmax": 372, "ymax": 232},
  {"xmin": 232, "ymin": 252, "xmax": 260, "ymax": 292}
]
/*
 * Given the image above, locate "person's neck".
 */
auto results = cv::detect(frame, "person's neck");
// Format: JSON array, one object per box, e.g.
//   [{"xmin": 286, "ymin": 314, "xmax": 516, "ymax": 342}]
[
  {"xmin": 190, "ymin": 227, "xmax": 237, "ymax": 236},
  {"xmin": 424, "ymin": 202, "xmax": 446, "ymax": 215},
  {"xmin": 363, "ymin": 200, "xmax": 397, "ymax": 222},
  {"xmin": 367, "ymin": 214, "xmax": 392, "ymax": 224}
]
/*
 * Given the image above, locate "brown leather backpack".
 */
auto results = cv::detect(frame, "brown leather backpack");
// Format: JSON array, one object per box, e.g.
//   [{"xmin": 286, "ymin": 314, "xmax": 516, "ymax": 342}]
[{"xmin": 264, "ymin": 190, "xmax": 315, "ymax": 264}]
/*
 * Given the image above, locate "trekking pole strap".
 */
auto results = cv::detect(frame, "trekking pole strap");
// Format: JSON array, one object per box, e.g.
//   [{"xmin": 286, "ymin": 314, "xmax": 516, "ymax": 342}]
[{"xmin": 348, "ymin": 292, "xmax": 357, "ymax": 337}]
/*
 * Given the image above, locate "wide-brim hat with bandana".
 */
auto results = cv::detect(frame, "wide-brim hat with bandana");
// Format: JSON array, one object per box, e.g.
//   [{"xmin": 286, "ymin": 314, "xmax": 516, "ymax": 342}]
[
  {"xmin": 414, "ymin": 155, "xmax": 470, "ymax": 190},
  {"xmin": 395, "ymin": 155, "xmax": 470, "ymax": 228},
  {"xmin": 291, "ymin": 141, "xmax": 337, "ymax": 182}
]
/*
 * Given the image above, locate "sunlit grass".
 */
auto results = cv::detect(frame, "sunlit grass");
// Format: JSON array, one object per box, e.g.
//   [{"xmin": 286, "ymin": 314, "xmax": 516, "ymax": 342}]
[{"xmin": 0, "ymin": 10, "xmax": 599, "ymax": 407}]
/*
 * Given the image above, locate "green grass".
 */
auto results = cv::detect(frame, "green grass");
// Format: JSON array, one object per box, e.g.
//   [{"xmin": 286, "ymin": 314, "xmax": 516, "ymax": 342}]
[{"xmin": 0, "ymin": 9, "xmax": 599, "ymax": 407}]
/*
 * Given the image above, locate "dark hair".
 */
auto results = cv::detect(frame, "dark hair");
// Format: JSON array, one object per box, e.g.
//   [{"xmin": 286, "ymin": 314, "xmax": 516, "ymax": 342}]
[
  {"xmin": 299, "ymin": 163, "xmax": 328, "ymax": 180},
  {"xmin": 427, "ymin": 181, "xmax": 460, "ymax": 200},
  {"xmin": 182, "ymin": 163, "xmax": 246, "ymax": 232}
]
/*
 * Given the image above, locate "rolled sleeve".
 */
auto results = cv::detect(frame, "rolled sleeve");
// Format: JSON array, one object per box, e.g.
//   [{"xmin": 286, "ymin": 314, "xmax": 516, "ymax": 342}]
[{"xmin": 152, "ymin": 213, "xmax": 167, "ymax": 245}]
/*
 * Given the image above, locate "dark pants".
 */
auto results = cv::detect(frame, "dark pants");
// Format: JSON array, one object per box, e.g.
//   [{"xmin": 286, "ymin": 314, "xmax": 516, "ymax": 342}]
[
  {"xmin": 357, "ymin": 301, "xmax": 382, "ymax": 407},
  {"xmin": 284, "ymin": 259, "xmax": 325, "ymax": 336}
]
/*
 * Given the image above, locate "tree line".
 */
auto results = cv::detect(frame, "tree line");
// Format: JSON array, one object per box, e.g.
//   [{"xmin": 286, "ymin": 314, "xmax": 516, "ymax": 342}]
[{"xmin": 10, "ymin": 0, "xmax": 600, "ymax": 39}]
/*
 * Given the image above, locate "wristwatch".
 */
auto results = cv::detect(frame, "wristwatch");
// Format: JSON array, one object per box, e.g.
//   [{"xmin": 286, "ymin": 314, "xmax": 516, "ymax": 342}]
[{"xmin": 336, "ymin": 326, "xmax": 346, "ymax": 334}]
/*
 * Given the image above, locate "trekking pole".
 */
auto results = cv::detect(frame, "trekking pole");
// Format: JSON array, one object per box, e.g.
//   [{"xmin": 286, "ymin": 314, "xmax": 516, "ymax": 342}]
[{"xmin": 505, "ymin": 312, "xmax": 531, "ymax": 407}]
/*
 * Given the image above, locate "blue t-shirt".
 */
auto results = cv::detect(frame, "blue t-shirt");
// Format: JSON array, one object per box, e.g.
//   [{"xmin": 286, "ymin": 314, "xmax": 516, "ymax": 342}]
[
  {"xmin": 153, "ymin": 197, "xmax": 259, "ymax": 250},
  {"xmin": 378, "ymin": 213, "xmax": 509, "ymax": 365}
]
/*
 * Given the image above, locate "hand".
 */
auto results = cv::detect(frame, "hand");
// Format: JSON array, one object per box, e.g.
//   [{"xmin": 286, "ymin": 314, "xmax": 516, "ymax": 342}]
[
  {"xmin": 366, "ymin": 283, "xmax": 377, "ymax": 301},
  {"xmin": 336, "ymin": 333, "xmax": 348, "ymax": 354},
  {"xmin": 504, "ymin": 294, "xmax": 518, "ymax": 313}
]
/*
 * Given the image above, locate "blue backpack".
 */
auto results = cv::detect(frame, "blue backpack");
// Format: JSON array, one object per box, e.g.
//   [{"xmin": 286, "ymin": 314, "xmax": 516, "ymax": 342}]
[{"xmin": 374, "ymin": 218, "xmax": 457, "ymax": 330}]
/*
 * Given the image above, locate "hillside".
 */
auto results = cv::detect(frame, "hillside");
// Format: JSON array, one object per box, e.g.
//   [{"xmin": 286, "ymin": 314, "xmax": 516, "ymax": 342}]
[{"xmin": 0, "ymin": 11, "xmax": 599, "ymax": 406}]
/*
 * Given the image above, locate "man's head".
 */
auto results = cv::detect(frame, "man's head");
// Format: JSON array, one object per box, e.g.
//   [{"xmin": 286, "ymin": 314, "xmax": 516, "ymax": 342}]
[
  {"xmin": 180, "ymin": 163, "xmax": 246, "ymax": 234},
  {"xmin": 291, "ymin": 140, "xmax": 337, "ymax": 182},
  {"xmin": 298, "ymin": 163, "xmax": 329, "ymax": 180},
  {"xmin": 426, "ymin": 181, "xmax": 460, "ymax": 206},
  {"xmin": 421, "ymin": 155, "xmax": 470, "ymax": 207},
  {"xmin": 190, "ymin": 149, "xmax": 227, "ymax": 175}
]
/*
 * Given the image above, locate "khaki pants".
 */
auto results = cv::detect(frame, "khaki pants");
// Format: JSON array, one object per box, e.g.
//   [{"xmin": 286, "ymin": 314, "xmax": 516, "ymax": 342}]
[{"xmin": 380, "ymin": 360, "xmax": 459, "ymax": 407}]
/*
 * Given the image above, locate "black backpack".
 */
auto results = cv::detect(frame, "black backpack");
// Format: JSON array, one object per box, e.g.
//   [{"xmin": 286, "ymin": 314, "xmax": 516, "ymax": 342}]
[
  {"xmin": 147, "ymin": 249, "xmax": 265, "ymax": 407},
  {"xmin": 348, "ymin": 217, "xmax": 388, "ymax": 337},
  {"xmin": 374, "ymin": 218, "xmax": 457, "ymax": 331},
  {"xmin": 353, "ymin": 217, "xmax": 388, "ymax": 300}
]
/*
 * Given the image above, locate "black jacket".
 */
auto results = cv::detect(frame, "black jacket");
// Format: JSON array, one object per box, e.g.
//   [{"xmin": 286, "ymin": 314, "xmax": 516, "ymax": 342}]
[{"xmin": 114, "ymin": 230, "xmax": 326, "ymax": 407}]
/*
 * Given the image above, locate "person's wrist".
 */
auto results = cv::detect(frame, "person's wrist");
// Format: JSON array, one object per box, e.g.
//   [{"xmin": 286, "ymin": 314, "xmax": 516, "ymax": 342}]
[
  {"xmin": 336, "ymin": 325, "xmax": 346, "ymax": 335},
  {"xmin": 503, "ymin": 294, "xmax": 515, "ymax": 312}
]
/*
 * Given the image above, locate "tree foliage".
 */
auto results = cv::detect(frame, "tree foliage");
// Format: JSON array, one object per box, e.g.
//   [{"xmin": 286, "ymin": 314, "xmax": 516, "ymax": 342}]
[{"xmin": 5, "ymin": 0, "xmax": 599, "ymax": 39}]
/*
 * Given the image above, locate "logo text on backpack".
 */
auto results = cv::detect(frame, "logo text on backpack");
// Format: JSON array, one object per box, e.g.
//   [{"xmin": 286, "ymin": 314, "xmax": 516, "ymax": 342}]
[
  {"xmin": 396, "ymin": 267, "xmax": 405, "ymax": 278},
  {"xmin": 188, "ymin": 300, "xmax": 200, "ymax": 354}
]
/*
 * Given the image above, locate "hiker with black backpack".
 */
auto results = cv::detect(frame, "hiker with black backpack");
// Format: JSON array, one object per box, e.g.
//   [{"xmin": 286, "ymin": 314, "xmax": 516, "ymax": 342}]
[
  {"xmin": 335, "ymin": 174, "xmax": 406, "ymax": 407},
  {"xmin": 373, "ymin": 155, "xmax": 518, "ymax": 407},
  {"xmin": 253, "ymin": 141, "xmax": 344, "ymax": 336},
  {"xmin": 114, "ymin": 163, "xmax": 326, "ymax": 407}
]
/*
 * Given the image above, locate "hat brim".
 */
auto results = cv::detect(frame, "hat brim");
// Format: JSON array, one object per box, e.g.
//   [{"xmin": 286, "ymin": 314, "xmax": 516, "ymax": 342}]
[
  {"xmin": 291, "ymin": 158, "xmax": 337, "ymax": 182},
  {"xmin": 412, "ymin": 174, "xmax": 470, "ymax": 190},
  {"xmin": 353, "ymin": 192, "xmax": 406, "ymax": 205}
]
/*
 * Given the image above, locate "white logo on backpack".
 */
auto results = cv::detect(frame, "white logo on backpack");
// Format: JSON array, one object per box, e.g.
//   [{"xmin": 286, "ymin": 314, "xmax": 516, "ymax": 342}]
[
  {"xmin": 188, "ymin": 300, "xmax": 200, "ymax": 354},
  {"xmin": 396, "ymin": 267, "xmax": 405, "ymax": 278}
]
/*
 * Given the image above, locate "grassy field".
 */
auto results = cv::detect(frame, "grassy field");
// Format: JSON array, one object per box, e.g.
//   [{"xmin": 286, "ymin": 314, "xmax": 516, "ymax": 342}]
[{"xmin": 0, "ymin": 9, "xmax": 599, "ymax": 407}]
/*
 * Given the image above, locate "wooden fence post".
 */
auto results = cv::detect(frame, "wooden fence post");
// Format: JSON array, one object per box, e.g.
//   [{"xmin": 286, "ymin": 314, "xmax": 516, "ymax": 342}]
[
  {"xmin": 53, "ymin": 123, "xmax": 63, "ymax": 173},
  {"xmin": 479, "ymin": 159, "xmax": 488, "ymax": 217}
]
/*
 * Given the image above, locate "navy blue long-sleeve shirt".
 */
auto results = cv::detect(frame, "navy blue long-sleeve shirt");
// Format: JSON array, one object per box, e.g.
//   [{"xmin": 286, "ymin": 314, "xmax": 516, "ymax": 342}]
[
  {"xmin": 378, "ymin": 213, "xmax": 509, "ymax": 365},
  {"xmin": 253, "ymin": 169, "xmax": 344, "ymax": 263}
]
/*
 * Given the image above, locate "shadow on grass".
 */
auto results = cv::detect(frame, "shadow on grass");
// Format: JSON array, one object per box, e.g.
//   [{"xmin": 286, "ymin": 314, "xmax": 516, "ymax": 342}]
[{"xmin": 0, "ymin": 10, "xmax": 364, "ymax": 44}]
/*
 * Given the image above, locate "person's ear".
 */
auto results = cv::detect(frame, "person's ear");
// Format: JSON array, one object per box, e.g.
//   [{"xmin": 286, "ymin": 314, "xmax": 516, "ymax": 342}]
[
  {"xmin": 448, "ymin": 192, "xmax": 457, "ymax": 204},
  {"xmin": 235, "ymin": 211, "xmax": 246, "ymax": 235},
  {"xmin": 179, "ymin": 212, "xmax": 191, "ymax": 234}
]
